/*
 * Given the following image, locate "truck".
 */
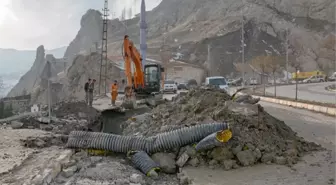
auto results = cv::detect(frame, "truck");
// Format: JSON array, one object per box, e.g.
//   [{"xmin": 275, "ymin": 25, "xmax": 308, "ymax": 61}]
[
  {"xmin": 204, "ymin": 76, "xmax": 229, "ymax": 92},
  {"xmin": 291, "ymin": 70, "xmax": 325, "ymax": 81}
]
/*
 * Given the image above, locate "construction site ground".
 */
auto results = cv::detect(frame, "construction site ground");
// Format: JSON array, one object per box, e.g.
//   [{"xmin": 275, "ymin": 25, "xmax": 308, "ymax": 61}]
[{"xmin": 0, "ymin": 91, "xmax": 335, "ymax": 185}]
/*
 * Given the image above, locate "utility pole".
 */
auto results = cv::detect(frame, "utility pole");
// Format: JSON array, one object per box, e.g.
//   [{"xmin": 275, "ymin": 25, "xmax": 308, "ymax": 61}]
[
  {"xmin": 99, "ymin": 0, "xmax": 109, "ymax": 95},
  {"xmin": 241, "ymin": 14, "xmax": 245, "ymax": 88},
  {"xmin": 140, "ymin": 0, "xmax": 147, "ymax": 70},
  {"xmin": 285, "ymin": 28, "xmax": 289, "ymax": 84},
  {"xmin": 207, "ymin": 44, "xmax": 211, "ymax": 77}
]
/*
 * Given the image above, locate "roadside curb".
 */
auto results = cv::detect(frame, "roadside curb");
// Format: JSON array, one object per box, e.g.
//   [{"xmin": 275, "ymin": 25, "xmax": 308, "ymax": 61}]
[
  {"xmin": 251, "ymin": 95, "xmax": 336, "ymax": 116},
  {"xmin": 29, "ymin": 150, "xmax": 74, "ymax": 185}
]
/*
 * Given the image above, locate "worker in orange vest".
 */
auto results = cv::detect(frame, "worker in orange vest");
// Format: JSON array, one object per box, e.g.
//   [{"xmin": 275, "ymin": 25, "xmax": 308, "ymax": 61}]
[{"xmin": 111, "ymin": 80, "xmax": 118, "ymax": 106}]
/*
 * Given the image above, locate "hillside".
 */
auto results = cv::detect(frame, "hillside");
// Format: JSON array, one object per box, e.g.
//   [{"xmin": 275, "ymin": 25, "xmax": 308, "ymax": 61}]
[
  {"xmin": 0, "ymin": 46, "xmax": 67, "ymax": 74},
  {"xmin": 7, "ymin": 0, "xmax": 335, "ymax": 103},
  {"xmin": 0, "ymin": 46, "xmax": 67, "ymax": 96},
  {"xmin": 6, "ymin": 46, "xmax": 68, "ymax": 98},
  {"xmin": 65, "ymin": 0, "xmax": 335, "ymax": 74}
]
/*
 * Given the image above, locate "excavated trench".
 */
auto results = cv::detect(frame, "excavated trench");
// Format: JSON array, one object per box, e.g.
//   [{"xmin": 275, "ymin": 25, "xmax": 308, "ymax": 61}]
[{"xmin": 99, "ymin": 106, "xmax": 151, "ymax": 134}]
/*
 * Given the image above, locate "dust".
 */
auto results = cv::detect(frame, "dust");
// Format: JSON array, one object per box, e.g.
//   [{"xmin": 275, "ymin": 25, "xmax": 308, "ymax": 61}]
[{"xmin": 123, "ymin": 87, "xmax": 323, "ymax": 169}]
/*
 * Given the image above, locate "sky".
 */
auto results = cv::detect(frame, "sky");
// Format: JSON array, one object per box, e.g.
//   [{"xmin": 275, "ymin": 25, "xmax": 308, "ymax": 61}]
[{"xmin": 0, "ymin": 0, "xmax": 161, "ymax": 50}]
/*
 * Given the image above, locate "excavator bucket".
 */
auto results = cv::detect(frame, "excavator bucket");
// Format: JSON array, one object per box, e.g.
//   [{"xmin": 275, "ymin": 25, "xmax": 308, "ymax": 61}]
[
  {"xmin": 121, "ymin": 98, "xmax": 137, "ymax": 109},
  {"xmin": 145, "ymin": 93, "xmax": 165, "ymax": 107},
  {"xmin": 121, "ymin": 86, "xmax": 137, "ymax": 110}
]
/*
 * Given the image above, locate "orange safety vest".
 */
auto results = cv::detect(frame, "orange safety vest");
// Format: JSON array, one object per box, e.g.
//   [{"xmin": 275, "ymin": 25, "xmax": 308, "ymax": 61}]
[{"xmin": 111, "ymin": 84, "xmax": 118, "ymax": 92}]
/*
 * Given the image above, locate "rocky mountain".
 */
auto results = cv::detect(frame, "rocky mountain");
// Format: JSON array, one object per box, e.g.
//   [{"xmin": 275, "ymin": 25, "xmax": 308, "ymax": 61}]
[
  {"xmin": 0, "ymin": 46, "xmax": 67, "ymax": 74},
  {"xmin": 65, "ymin": 0, "xmax": 335, "ymax": 75},
  {"xmin": 0, "ymin": 46, "xmax": 67, "ymax": 97},
  {"xmin": 7, "ymin": 0, "xmax": 335, "ymax": 103},
  {"xmin": 6, "ymin": 46, "xmax": 67, "ymax": 98}
]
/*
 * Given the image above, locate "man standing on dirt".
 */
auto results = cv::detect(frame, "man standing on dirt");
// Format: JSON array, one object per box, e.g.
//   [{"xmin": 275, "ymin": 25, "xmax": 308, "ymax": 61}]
[
  {"xmin": 111, "ymin": 80, "xmax": 118, "ymax": 106},
  {"xmin": 88, "ymin": 79, "xmax": 96, "ymax": 106},
  {"xmin": 84, "ymin": 79, "xmax": 91, "ymax": 105}
]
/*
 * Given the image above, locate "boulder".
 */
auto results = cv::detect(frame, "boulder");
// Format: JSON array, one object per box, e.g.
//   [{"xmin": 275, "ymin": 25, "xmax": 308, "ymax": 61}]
[
  {"xmin": 151, "ymin": 153, "xmax": 177, "ymax": 174},
  {"xmin": 236, "ymin": 150, "xmax": 256, "ymax": 166},
  {"xmin": 11, "ymin": 121, "xmax": 24, "ymax": 129}
]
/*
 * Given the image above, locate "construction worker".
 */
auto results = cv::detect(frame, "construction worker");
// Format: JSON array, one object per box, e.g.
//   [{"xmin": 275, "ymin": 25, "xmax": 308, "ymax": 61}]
[
  {"xmin": 111, "ymin": 80, "xmax": 118, "ymax": 106},
  {"xmin": 88, "ymin": 79, "xmax": 96, "ymax": 107},
  {"xmin": 84, "ymin": 78, "xmax": 91, "ymax": 105}
]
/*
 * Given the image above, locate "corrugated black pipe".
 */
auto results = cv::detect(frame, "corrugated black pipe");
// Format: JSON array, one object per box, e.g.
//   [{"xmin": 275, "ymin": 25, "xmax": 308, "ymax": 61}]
[
  {"xmin": 130, "ymin": 151, "xmax": 160, "ymax": 176},
  {"xmin": 66, "ymin": 122, "xmax": 228, "ymax": 153}
]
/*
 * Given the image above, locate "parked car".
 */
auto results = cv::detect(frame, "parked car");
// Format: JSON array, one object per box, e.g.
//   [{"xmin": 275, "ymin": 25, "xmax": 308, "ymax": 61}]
[
  {"xmin": 163, "ymin": 80, "xmax": 178, "ymax": 93},
  {"xmin": 302, "ymin": 75, "xmax": 325, "ymax": 83}
]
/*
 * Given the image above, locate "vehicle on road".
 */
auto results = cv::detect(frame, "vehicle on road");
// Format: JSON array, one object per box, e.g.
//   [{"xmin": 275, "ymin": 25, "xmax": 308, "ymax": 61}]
[
  {"xmin": 163, "ymin": 80, "xmax": 178, "ymax": 93},
  {"xmin": 230, "ymin": 77, "xmax": 243, "ymax": 86},
  {"xmin": 177, "ymin": 82, "xmax": 188, "ymax": 90},
  {"xmin": 302, "ymin": 75, "xmax": 325, "ymax": 83},
  {"xmin": 327, "ymin": 72, "xmax": 336, "ymax": 81},
  {"xmin": 292, "ymin": 70, "xmax": 325, "ymax": 81},
  {"xmin": 205, "ymin": 76, "xmax": 229, "ymax": 91},
  {"xmin": 249, "ymin": 78, "xmax": 258, "ymax": 85}
]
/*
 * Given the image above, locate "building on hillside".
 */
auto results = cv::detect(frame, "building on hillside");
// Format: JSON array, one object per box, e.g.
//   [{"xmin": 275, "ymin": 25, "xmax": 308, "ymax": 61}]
[{"xmin": 164, "ymin": 60, "xmax": 205, "ymax": 84}]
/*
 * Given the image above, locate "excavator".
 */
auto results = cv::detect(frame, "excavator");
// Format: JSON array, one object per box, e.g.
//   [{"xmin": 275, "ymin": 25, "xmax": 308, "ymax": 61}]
[{"xmin": 121, "ymin": 35, "xmax": 165, "ymax": 109}]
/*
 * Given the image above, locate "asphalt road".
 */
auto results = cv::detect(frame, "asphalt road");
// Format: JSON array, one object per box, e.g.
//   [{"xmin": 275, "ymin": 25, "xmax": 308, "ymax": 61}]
[
  {"xmin": 185, "ymin": 101, "xmax": 336, "ymax": 185},
  {"xmin": 265, "ymin": 82, "xmax": 336, "ymax": 104}
]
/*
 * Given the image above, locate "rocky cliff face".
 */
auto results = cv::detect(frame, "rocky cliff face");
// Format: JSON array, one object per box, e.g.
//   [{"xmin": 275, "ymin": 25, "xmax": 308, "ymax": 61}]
[
  {"xmin": 63, "ymin": 9, "xmax": 103, "ymax": 60},
  {"xmin": 7, "ymin": 46, "xmax": 67, "ymax": 100},
  {"xmin": 9, "ymin": 0, "xmax": 334, "ymax": 103},
  {"xmin": 57, "ymin": 52, "xmax": 124, "ymax": 102},
  {"xmin": 65, "ymin": 0, "xmax": 335, "ymax": 74},
  {"xmin": 7, "ymin": 46, "xmax": 46, "ymax": 97}
]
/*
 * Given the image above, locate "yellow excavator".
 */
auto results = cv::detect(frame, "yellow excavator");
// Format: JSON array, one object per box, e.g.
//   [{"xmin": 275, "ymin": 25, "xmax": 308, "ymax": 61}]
[{"xmin": 121, "ymin": 35, "xmax": 165, "ymax": 109}]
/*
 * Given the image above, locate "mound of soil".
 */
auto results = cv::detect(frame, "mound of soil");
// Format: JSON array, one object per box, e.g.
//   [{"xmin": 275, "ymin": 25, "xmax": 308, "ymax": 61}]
[{"xmin": 123, "ymin": 87, "xmax": 322, "ymax": 168}]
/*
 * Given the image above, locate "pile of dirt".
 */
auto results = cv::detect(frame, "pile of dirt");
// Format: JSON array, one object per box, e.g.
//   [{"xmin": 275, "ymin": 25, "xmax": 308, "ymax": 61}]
[
  {"xmin": 123, "ymin": 87, "xmax": 322, "ymax": 170},
  {"xmin": 13, "ymin": 101, "xmax": 102, "ymax": 135},
  {"xmin": 53, "ymin": 101, "xmax": 100, "ymax": 120},
  {"xmin": 20, "ymin": 134, "xmax": 68, "ymax": 148}
]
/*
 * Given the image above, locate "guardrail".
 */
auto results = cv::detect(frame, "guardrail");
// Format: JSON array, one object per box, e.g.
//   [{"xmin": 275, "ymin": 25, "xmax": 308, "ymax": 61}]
[{"xmin": 252, "ymin": 95, "xmax": 336, "ymax": 116}]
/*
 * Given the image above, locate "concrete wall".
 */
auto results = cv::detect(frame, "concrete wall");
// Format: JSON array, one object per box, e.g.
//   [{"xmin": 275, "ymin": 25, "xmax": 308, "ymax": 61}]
[{"xmin": 1, "ymin": 95, "xmax": 31, "ymax": 113}]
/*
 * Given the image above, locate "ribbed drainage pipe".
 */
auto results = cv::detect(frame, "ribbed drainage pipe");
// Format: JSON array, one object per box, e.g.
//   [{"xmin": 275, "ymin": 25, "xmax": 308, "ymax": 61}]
[
  {"xmin": 66, "ymin": 122, "xmax": 228, "ymax": 154},
  {"xmin": 195, "ymin": 132, "xmax": 222, "ymax": 151},
  {"xmin": 130, "ymin": 151, "xmax": 160, "ymax": 176}
]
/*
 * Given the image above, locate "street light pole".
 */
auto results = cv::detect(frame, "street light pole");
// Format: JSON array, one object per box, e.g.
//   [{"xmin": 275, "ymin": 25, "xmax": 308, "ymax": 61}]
[{"xmin": 285, "ymin": 28, "xmax": 289, "ymax": 84}]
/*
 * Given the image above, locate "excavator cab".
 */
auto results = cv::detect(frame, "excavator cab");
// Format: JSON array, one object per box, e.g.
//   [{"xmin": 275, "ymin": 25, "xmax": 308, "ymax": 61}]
[{"xmin": 143, "ymin": 64, "xmax": 164, "ymax": 94}]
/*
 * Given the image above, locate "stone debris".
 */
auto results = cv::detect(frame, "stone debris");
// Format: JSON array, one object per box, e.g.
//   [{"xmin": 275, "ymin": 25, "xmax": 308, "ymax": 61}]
[
  {"xmin": 51, "ymin": 151, "xmax": 179, "ymax": 185},
  {"xmin": 122, "ymin": 87, "xmax": 322, "ymax": 171},
  {"xmin": 4, "ymin": 101, "xmax": 102, "ymax": 135}
]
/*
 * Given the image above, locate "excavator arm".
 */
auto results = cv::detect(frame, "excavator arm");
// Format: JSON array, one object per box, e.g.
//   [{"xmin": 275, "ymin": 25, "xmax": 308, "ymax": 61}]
[
  {"xmin": 122, "ymin": 35, "xmax": 164, "ymax": 109},
  {"xmin": 123, "ymin": 35, "xmax": 145, "ymax": 89}
]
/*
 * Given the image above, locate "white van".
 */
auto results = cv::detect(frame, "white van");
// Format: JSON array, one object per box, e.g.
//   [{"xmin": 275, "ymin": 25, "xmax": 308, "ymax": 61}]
[{"xmin": 205, "ymin": 76, "xmax": 229, "ymax": 91}]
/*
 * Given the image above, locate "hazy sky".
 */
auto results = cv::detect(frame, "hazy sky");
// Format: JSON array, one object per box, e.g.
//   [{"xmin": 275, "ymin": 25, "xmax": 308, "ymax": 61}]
[{"xmin": 0, "ymin": 0, "xmax": 161, "ymax": 50}]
